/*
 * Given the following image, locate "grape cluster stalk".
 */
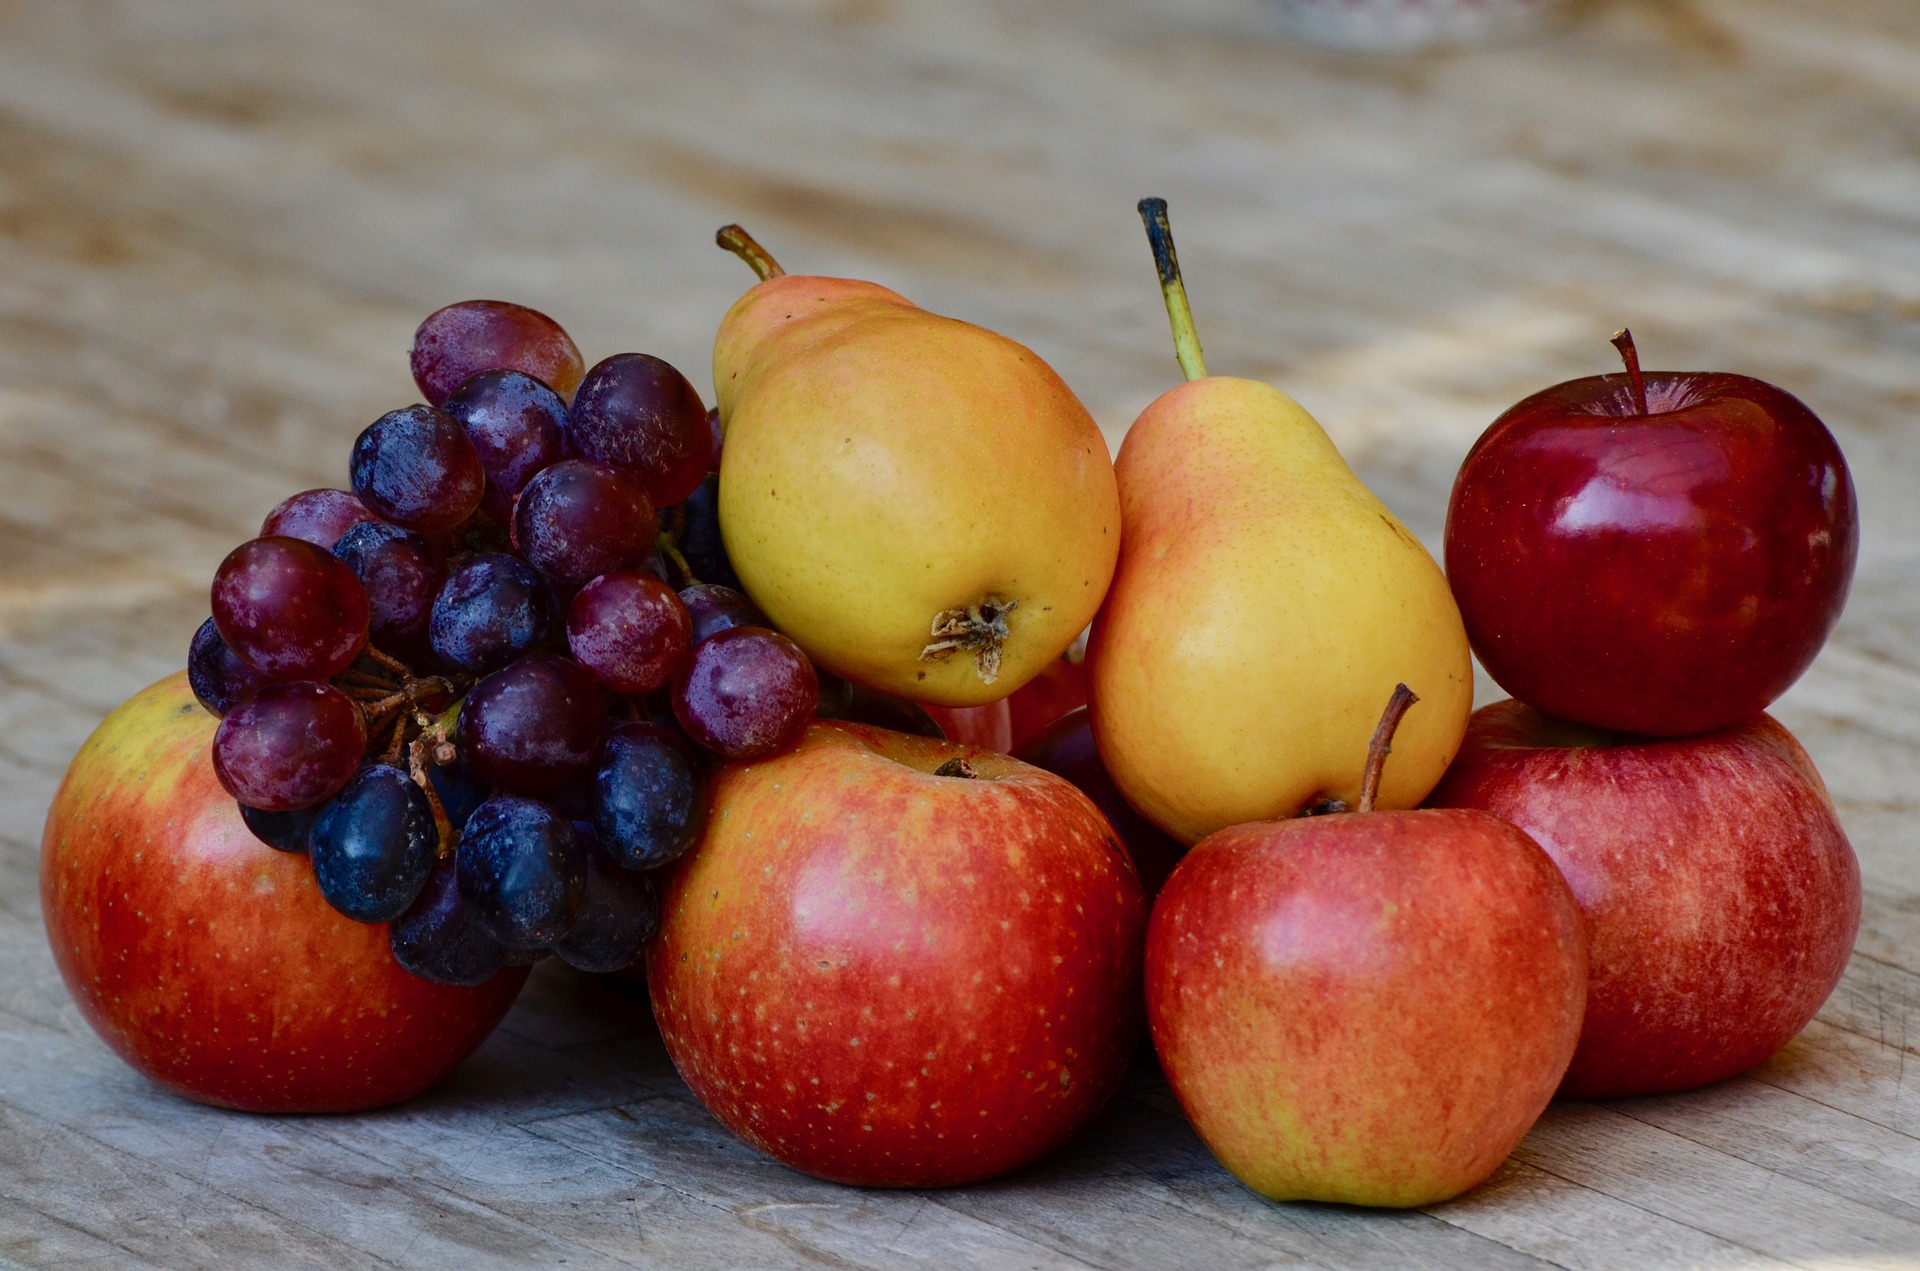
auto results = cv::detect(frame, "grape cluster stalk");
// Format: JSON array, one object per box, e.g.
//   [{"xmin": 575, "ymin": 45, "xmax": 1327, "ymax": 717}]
[{"xmin": 189, "ymin": 300, "xmax": 840, "ymax": 984}]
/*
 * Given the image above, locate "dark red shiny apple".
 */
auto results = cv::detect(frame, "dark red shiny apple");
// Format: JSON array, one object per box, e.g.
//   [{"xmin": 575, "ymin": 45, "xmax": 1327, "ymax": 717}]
[
  {"xmin": 41, "ymin": 673, "xmax": 527, "ymax": 1112},
  {"xmin": 647, "ymin": 721, "xmax": 1145, "ymax": 1187},
  {"xmin": 1014, "ymin": 706, "xmax": 1183, "ymax": 900},
  {"xmin": 1427, "ymin": 698, "xmax": 1859, "ymax": 1100},
  {"xmin": 922, "ymin": 697, "xmax": 1012, "ymax": 752},
  {"xmin": 1445, "ymin": 331, "xmax": 1856, "ymax": 736},
  {"xmin": 1007, "ymin": 651, "xmax": 1088, "ymax": 753}
]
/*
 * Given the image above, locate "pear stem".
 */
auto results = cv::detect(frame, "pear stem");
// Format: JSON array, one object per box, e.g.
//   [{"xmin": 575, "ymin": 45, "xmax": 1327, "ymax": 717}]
[
  {"xmin": 716, "ymin": 224, "xmax": 787, "ymax": 281},
  {"xmin": 1356, "ymin": 684, "xmax": 1420, "ymax": 815},
  {"xmin": 1611, "ymin": 328, "xmax": 1649, "ymax": 416},
  {"xmin": 1137, "ymin": 198, "xmax": 1208, "ymax": 383}
]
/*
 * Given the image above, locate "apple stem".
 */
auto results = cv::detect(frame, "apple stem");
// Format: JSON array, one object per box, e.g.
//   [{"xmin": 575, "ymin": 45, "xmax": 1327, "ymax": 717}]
[
  {"xmin": 1137, "ymin": 198, "xmax": 1209, "ymax": 383},
  {"xmin": 716, "ymin": 224, "xmax": 787, "ymax": 282},
  {"xmin": 1611, "ymin": 328, "xmax": 1649, "ymax": 416},
  {"xmin": 1356, "ymin": 684, "xmax": 1420, "ymax": 815}
]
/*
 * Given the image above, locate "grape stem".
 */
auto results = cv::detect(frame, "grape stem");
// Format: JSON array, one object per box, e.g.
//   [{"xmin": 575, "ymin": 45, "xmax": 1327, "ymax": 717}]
[
  {"xmin": 1355, "ymin": 684, "xmax": 1420, "ymax": 815},
  {"xmin": 379, "ymin": 711, "xmax": 408, "ymax": 766},
  {"xmin": 656, "ymin": 532, "xmax": 699, "ymax": 588},
  {"xmin": 1137, "ymin": 197, "xmax": 1209, "ymax": 383},
  {"xmin": 407, "ymin": 731, "xmax": 456, "ymax": 858},
  {"xmin": 364, "ymin": 646, "xmax": 411, "ymax": 675}
]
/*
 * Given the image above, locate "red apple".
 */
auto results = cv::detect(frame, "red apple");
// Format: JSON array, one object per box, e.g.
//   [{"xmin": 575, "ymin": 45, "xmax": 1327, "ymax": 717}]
[
  {"xmin": 647, "ymin": 720, "xmax": 1145, "ymax": 1187},
  {"xmin": 1146, "ymin": 688, "xmax": 1587, "ymax": 1207},
  {"xmin": 41, "ymin": 672, "xmax": 527, "ymax": 1113},
  {"xmin": 1426, "ymin": 699, "xmax": 1860, "ymax": 1100},
  {"xmin": 1014, "ymin": 706, "xmax": 1182, "ymax": 900},
  {"xmin": 1445, "ymin": 331, "xmax": 1856, "ymax": 736},
  {"xmin": 923, "ymin": 698, "xmax": 1013, "ymax": 752},
  {"xmin": 1007, "ymin": 652, "xmax": 1088, "ymax": 753}
]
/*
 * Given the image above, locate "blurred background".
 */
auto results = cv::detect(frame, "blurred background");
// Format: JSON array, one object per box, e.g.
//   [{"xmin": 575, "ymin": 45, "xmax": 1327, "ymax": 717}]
[{"xmin": 3, "ymin": 1, "xmax": 1916, "ymax": 683}]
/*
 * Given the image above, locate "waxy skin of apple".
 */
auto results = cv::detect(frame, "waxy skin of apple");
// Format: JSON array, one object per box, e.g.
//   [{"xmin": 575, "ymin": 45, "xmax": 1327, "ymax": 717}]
[
  {"xmin": 1446, "ymin": 370, "xmax": 1857, "ymax": 737},
  {"xmin": 648, "ymin": 721, "xmax": 1145, "ymax": 1188},
  {"xmin": 1427, "ymin": 700, "xmax": 1860, "ymax": 1099},
  {"xmin": 41, "ymin": 673, "xmax": 527, "ymax": 1113},
  {"xmin": 1147, "ymin": 806, "xmax": 1587, "ymax": 1207}
]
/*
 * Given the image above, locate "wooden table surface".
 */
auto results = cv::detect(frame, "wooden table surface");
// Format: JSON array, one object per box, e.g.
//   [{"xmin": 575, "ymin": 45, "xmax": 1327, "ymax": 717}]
[{"xmin": 3, "ymin": 0, "xmax": 1918, "ymax": 1266}]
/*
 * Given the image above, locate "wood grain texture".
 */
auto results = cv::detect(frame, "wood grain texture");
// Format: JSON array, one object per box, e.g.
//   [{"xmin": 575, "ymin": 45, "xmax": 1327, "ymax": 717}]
[{"xmin": 1, "ymin": 0, "xmax": 1917, "ymax": 1266}]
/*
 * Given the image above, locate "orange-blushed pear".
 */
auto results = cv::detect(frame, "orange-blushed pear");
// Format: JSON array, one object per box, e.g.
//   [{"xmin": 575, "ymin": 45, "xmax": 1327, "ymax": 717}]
[
  {"xmin": 710, "ymin": 225, "xmax": 1120, "ymax": 707},
  {"xmin": 1086, "ymin": 198, "xmax": 1473, "ymax": 844}
]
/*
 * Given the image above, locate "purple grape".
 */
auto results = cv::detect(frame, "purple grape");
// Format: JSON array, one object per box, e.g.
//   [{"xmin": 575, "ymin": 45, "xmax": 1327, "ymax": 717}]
[
  {"xmin": 429, "ymin": 553, "xmax": 557, "ymax": 674},
  {"xmin": 591, "ymin": 722, "xmax": 701, "ymax": 871},
  {"xmin": 705, "ymin": 406, "xmax": 723, "ymax": 472},
  {"xmin": 677, "ymin": 473, "xmax": 740, "ymax": 590},
  {"xmin": 412, "ymin": 301, "xmax": 584, "ymax": 407},
  {"xmin": 239, "ymin": 803, "xmax": 320, "ymax": 853},
  {"xmin": 566, "ymin": 572, "xmax": 691, "ymax": 695},
  {"xmin": 260, "ymin": 489, "xmax": 379, "ymax": 549},
  {"xmin": 309, "ymin": 764, "xmax": 438, "ymax": 923},
  {"xmin": 458, "ymin": 654, "xmax": 608, "ymax": 794},
  {"xmin": 443, "ymin": 369, "xmax": 568, "ymax": 525},
  {"xmin": 456, "ymin": 795, "xmax": 587, "ymax": 949},
  {"xmin": 511, "ymin": 459, "xmax": 657, "ymax": 588},
  {"xmin": 389, "ymin": 860, "xmax": 510, "ymax": 986},
  {"xmin": 567, "ymin": 354, "xmax": 710, "ymax": 508},
  {"xmin": 349, "ymin": 404, "xmax": 486, "ymax": 532},
  {"xmin": 552, "ymin": 839, "xmax": 660, "ymax": 974},
  {"xmin": 188, "ymin": 617, "xmax": 268, "ymax": 716},
  {"xmin": 672, "ymin": 626, "xmax": 818, "ymax": 759},
  {"xmin": 212, "ymin": 682, "xmax": 367, "ymax": 811},
  {"xmin": 212, "ymin": 537, "xmax": 369, "ymax": 681},
  {"xmin": 678, "ymin": 583, "xmax": 766, "ymax": 646},
  {"xmin": 333, "ymin": 522, "xmax": 447, "ymax": 656}
]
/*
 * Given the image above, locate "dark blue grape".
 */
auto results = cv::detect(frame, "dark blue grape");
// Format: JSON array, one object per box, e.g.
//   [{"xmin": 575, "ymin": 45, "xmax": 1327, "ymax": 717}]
[
  {"xmin": 189, "ymin": 617, "xmax": 268, "ymax": 717},
  {"xmin": 592, "ymin": 722, "xmax": 701, "ymax": 871},
  {"xmin": 333, "ymin": 522, "xmax": 447, "ymax": 655},
  {"xmin": 456, "ymin": 796, "xmax": 587, "ymax": 949},
  {"xmin": 552, "ymin": 838, "xmax": 660, "ymax": 973},
  {"xmin": 309, "ymin": 765, "xmax": 438, "ymax": 923},
  {"xmin": 389, "ymin": 860, "xmax": 509, "ymax": 987},
  {"xmin": 430, "ymin": 552, "xmax": 557, "ymax": 673},
  {"xmin": 427, "ymin": 756, "xmax": 490, "ymax": 831},
  {"xmin": 678, "ymin": 583, "xmax": 765, "ymax": 646},
  {"xmin": 677, "ymin": 473, "xmax": 740, "ymax": 590},
  {"xmin": 443, "ymin": 369, "xmax": 568, "ymax": 525},
  {"xmin": 239, "ymin": 802, "xmax": 319, "ymax": 853},
  {"xmin": 349, "ymin": 404, "xmax": 486, "ymax": 532}
]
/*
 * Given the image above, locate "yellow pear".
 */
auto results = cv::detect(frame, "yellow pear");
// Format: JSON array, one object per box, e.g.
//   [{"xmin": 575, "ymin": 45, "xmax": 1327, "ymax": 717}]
[
  {"xmin": 1087, "ymin": 200, "xmax": 1471, "ymax": 844},
  {"xmin": 710, "ymin": 226, "xmax": 1120, "ymax": 706}
]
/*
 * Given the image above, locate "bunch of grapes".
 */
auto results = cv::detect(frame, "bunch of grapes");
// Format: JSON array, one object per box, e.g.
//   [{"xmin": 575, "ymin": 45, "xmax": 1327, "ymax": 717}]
[{"xmin": 188, "ymin": 300, "xmax": 832, "ymax": 985}]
